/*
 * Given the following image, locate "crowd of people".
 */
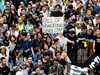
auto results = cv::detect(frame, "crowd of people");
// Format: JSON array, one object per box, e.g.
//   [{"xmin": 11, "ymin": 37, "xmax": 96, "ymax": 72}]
[{"xmin": 0, "ymin": 0, "xmax": 100, "ymax": 75}]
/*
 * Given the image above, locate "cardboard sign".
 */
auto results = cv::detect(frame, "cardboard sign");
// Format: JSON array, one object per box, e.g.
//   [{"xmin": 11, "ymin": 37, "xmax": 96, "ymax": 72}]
[{"xmin": 42, "ymin": 17, "xmax": 64, "ymax": 33}]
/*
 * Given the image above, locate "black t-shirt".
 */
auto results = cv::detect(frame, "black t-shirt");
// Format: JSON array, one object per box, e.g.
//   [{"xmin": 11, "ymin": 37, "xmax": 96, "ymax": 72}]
[
  {"xmin": 51, "ymin": 11, "xmax": 63, "ymax": 17},
  {"xmin": 41, "ymin": 66, "xmax": 48, "ymax": 75},
  {"xmin": 93, "ymin": 35, "xmax": 100, "ymax": 54},
  {"xmin": 0, "ymin": 66, "xmax": 10, "ymax": 75},
  {"xmin": 59, "ymin": 59, "xmax": 66, "ymax": 69},
  {"xmin": 78, "ymin": 32, "xmax": 90, "ymax": 49},
  {"xmin": 31, "ymin": 38, "xmax": 43, "ymax": 50},
  {"xmin": 64, "ymin": 10, "xmax": 78, "ymax": 19},
  {"xmin": 66, "ymin": 34, "xmax": 77, "ymax": 50},
  {"xmin": 43, "ymin": 60, "xmax": 53, "ymax": 72}
]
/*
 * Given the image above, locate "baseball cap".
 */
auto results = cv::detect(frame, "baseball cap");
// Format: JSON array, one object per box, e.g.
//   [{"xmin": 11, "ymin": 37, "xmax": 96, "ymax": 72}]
[
  {"xmin": 51, "ymin": 65, "xmax": 57, "ymax": 72},
  {"xmin": 32, "ymin": 4, "xmax": 37, "ymax": 8}
]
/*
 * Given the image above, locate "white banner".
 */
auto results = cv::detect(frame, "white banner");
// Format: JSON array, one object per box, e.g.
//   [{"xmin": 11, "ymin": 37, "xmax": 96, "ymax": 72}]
[{"xmin": 42, "ymin": 17, "xmax": 64, "ymax": 33}]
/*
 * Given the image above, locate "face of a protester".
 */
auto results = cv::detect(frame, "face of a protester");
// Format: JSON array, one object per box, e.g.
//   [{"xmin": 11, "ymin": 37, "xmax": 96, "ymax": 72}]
[
  {"xmin": 28, "ymin": 57, "xmax": 33, "ymax": 64},
  {"xmin": 88, "ymin": 20, "xmax": 92, "ymax": 25},
  {"xmin": 20, "ymin": 34, "xmax": 25, "ymax": 39},
  {"xmin": 18, "ymin": 18, "xmax": 23, "ymax": 23},
  {"xmin": 3, "ymin": 16, "xmax": 7, "ymax": 21},
  {"xmin": 28, "ymin": 5, "xmax": 32, "ymax": 10},
  {"xmin": 5, "ymin": 10, "xmax": 10, "ymax": 14},
  {"xmin": 44, "ymin": 44, "xmax": 48, "ymax": 50},
  {"xmin": 42, "ymin": 6, "xmax": 46, "ymax": 11},
  {"xmin": 36, "ymin": 68, "xmax": 40, "ymax": 74},
  {"xmin": 11, "ymin": 36, "xmax": 15, "ymax": 42},
  {"xmin": 44, "ymin": 55, "xmax": 49, "ymax": 60},
  {"xmin": 37, "ymin": 33, "xmax": 42, "ymax": 39},
  {"xmin": 11, "ymin": 5, "xmax": 15, "ymax": 10},
  {"xmin": 82, "ymin": 29, "xmax": 87, "ymax": 34},
  {"xmin": 57, "ymin": 40, "xmax": 60, "ymax": 45},
  {"xmin": 95, "ymin": 14, "xmax": 99, "ymax": 20},
  {"xmin": 21, "ymin": 14, "xmax": 26, "ymax": 20},
  {"xmin": 77, "ymin": 24, "xmax": 82, "ymax": 28},
  {"xmin": 57, "ymin": 47, "xmax": 61, "ymax": 52},
  {"xmin": 87, "ymin": 10, "xmax": 91, "ymax": 15},
  {"xmin": 37, "ymin": 60, "xmax": 42, "ymax": 66},
  {"xmin": 47, "ymin": 37, "xmax": 51, "ymax": 43},
  {"xmin": 27, "ymin": 20, "xmax": 30, "ymax": 24},
  {"xmin": 52, "ymin": 71, "xmax": 57, "ymax": 75},
  {"xmin": 2, "ymin": 59, "xmax": 6, "ymax": 65},
  {"xmin": 53, "ymin": 61, "xmax": 58, "ymax": 67},
  {"xmin": 76, "ymin": 0, "xmax": 80, "ymax": 4},
  {"xmin": 89, "ymin": 0, "xmax": 92, "ymax": 5},
  {"xmin": 0, "ymin": 19, "xmax": 4, "ymax": 25},
  {"xmin": 21, "ymin": 65, "xmax": 26, "ymax": 69},
  {"xmin": 94, "ymin": 0, "xmax": 98, "ymax": 5},
  {"xmin": 89, "ymin": 71, "xmax": 94, "ymax": 75},
  {"xmin": 27, "ymin": 33, "xmax": 30, "ymax": 39},
  {"xmin": 6, "ymin": 2, "xmax": 10, "ymax": 7},
  {"xmin": 96, "ymin": 30, "xmax": 100, "ymax": 35},
  {"xmin": 21, "ymin": 10, "xmax": 26, "ymax": 14},
  {"xmin": 32, "ymin": 7, "xmax": 37, "ymax": 11},
  {"xmin": 56, "ymin": 6, "xmax": 60, "ymax": 12},
  {"xmin": 83, "ymin": 5, "xmax": 86, "ymax": 10},
  {"xmin": 56, "ymin": 53, "xmax": 61, "ymax": 59},
  {"xmin": 1, "ymin": 48, "xmax": 6, "ymax": 54},
  {"xmin": 20, "ymin": 2, "xmax": 24, "ymax": 8}
]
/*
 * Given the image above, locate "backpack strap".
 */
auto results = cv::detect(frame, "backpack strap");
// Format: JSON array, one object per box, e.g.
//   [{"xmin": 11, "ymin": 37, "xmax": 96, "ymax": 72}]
[{"xmin": 4, "ymin": 24, "xmax": 7, "ymax": 31}]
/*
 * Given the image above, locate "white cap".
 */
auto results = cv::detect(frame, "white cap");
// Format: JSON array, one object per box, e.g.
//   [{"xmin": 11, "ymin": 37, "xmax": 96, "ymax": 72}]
[{"xmin": 32, "ymin": 4, "xmax": 37, "ymax": 8}]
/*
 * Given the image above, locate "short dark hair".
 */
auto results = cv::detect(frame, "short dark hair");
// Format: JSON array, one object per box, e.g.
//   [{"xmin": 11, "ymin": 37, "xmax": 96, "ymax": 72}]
[
  {"xmin": 55, "ymin": 51, "xmax": 61, "ymax": 56},
  {"xmin": 43, "ymin": 51, "xmax": 50, "ymax": 57},
  {"xmin": 36, "ymin": 58, "xmax": 43, "ymax": 63},
  {"xmin": 34, "ymin": 47, "xmax": 40, "ymax": 54},
  {"xmin": 36, "ymin": 31, "xmax": 42, "ymax": 36},
  {"xmin": 17, "ymin": 44, "xmax": 22, "ymax": 50},
  {"xmin": 1, "ymin": 57, "xmax": 6, "ymax": 62},
  {"xmin": 21, "ymin": 8, "xmax": 26, "ymax": 11},
  {"xmin": 54, "ymin": 38, "xmax": 59, "ymax": 43},
  {"xmin": 82, "ymin": 26, "xmax": 87, "ymax": 29},
  {"xmin": 69, "ymin": 31, "xmax": 75, "ymax": 35},
  {"xmin": 2, "ymin": 14, "xmax": 7, "ymax": 18},
  {"xmin": 53, "ymin": 58, "xmax": 59, "ymax": 62},
  {"xmin": 68, "ymin": 4, "xmax": 73, "ymax": 9},
  {"xmin": 27, "ymin": 18, "xmax": 33, "ymax": 24},
  {"xmin": 10, "ymin": 35, "xmax": 16, "ymax": 41},
  {"xmin": 55, "ymin": 4, "xmax": 61, "ymax": 8},
  {"xmin": 21, "ymin": 32, "xmax": 27, "ymax": 37},
  {"xmin": 27, "ymin": 3, "xmax": 32, "ymax": 7}
]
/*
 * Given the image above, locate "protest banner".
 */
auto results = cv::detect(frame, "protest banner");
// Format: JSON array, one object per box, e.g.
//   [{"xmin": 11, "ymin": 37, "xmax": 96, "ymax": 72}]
[{"xmin": 42, "ymin": 17, "xmax": 64, "ymax": 33}]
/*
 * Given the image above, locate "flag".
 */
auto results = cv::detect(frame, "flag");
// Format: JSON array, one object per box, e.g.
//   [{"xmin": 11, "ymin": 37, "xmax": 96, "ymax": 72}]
[{"xmin": 67, "ymin": 53, "xmax": 100, "ymax": 75}]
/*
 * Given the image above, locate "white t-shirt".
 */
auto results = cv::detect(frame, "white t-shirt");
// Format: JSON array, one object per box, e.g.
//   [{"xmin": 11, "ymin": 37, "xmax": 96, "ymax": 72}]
[
  {"xmin": 56, "ymin": 36, "xmax": 67, "ymax": 50},
  {"xmin": 75, "ymin": 27, "xmax": 82, "ymax": 36}
]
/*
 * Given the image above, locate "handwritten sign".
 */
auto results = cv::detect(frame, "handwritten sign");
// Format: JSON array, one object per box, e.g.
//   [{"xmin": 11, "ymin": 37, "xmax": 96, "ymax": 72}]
[{"xmin": 42, "ymin": 17, "xmax": 64, "ymax": 33}]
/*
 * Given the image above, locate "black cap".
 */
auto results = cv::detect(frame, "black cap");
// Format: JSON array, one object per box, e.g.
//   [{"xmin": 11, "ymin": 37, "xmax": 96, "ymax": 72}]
[
  {"xmin": 68, "ymin": 5, "xmax": 73, "ymax": 9},
  {"xmin": 84, "ymin": 17, "xmax": 89, "ymax": 22},
  {"xmin": 51, "ymin": 65, "xmax": 57, "ymax": 72},
  {"xmin": 71, "ymin": 19, "xmax": 77, "ymax": 23}
]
